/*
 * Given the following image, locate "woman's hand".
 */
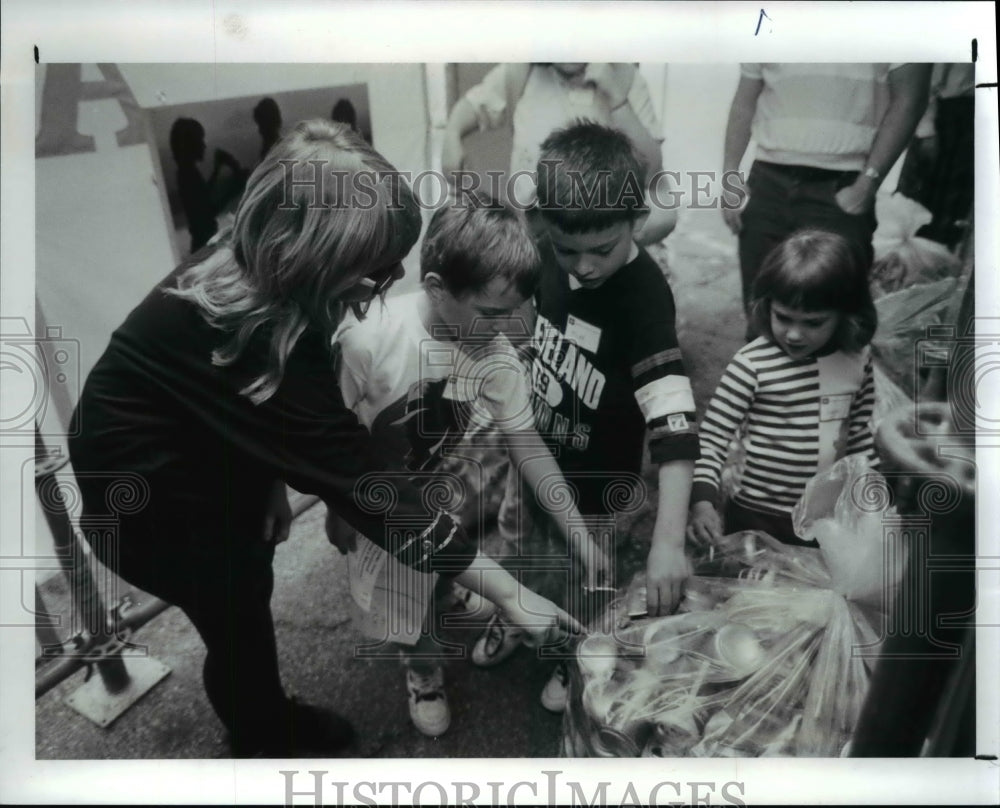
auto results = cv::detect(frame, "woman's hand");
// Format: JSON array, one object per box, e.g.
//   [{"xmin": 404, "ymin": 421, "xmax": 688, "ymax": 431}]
[
  {"xmin": 687, "ymin": 500, "xmax": 723, "ymax": 547},
  {"xmin": 501, "ymin": 587, "xmax": 584, "ymax": 648},
  {"xmin": 262, "ymin": 481, "xmax": 292, "ymax": 544}
]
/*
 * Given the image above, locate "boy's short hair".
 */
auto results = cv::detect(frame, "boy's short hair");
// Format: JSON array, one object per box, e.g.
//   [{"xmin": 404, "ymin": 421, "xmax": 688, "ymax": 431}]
[
  {"xmin": 536, "ymin": 120, "xmax": 648, "ymax": 233},
  {"xmin": 420, "ymin": 192, "xmax": 540, "ymax": 299}
]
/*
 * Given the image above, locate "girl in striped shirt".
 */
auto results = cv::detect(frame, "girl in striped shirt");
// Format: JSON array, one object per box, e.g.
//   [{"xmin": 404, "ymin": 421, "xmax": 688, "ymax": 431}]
[{"xmin": 688, "ymin": 230, "xmax": 879, "ymax": 547}]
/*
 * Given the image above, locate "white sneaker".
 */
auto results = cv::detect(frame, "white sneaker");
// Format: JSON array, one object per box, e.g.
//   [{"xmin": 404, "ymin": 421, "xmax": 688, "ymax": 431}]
[
  {"xmin": 540, "ymin": 661, "xmax": 570, "ymax": 713},
  {"xmin": 406, "ymin": 666, "xmax": 451, "ymax": 737},
  {"xmin": 470, "ymin": 613, "xmax": 525, "ymax": 667}
]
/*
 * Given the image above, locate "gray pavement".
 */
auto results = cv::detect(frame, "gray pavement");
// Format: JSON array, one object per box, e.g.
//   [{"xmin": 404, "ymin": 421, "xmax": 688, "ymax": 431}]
[{"xmin": 34, "ymin": 210, "xmax": 745, "ymax": 760}]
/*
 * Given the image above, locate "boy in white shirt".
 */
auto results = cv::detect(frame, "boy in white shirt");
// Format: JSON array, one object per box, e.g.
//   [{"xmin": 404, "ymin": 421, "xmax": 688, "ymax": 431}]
[{"xmin": 333, "ymin": 194, "xmax": 608, "ymax": 737}]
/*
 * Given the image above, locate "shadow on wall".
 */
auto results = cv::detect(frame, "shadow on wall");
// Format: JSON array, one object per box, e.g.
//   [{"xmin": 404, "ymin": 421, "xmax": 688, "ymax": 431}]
[{"xmin": 147, "ymin": 83, "xmax": 372, "ymax": 223}]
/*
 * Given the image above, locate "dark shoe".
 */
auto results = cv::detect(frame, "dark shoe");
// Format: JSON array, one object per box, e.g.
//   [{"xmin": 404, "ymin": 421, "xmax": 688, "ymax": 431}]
[{"xmin": 229, "ymin": 698, "xmax": 354, "ymax": 758}]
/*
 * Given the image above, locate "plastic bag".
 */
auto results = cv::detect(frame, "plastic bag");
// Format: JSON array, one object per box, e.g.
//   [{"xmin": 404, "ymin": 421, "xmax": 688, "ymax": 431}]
[
  {"xmin": 871, "ymin": 194, "xmax": 961, "ymax": 297},
  {"xmin": 872, "ymin": 362, "xmax": 912, "ymax": 432},
  {"xmin": 562, "ymin": 457, "xmax": 900, "ymax": 758},
  {"xmin": 792, "ymin": 453, "xmax": 905, "ymax": 604},
  {"xmin": 870, "ymin": 276, "xmax": 963, "ymax": 399}
]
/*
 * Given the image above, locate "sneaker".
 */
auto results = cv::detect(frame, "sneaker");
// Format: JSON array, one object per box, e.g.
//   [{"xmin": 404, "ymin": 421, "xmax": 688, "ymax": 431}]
[
  {"xmin": 470, "ymin": 613, "xmax": 525, "ymax": 667},
  {"xmin": 540, "ymin": 661, "xmax": 570, "ymax": 713},
  {"xmin": 406, "ymin": 666, "xmax": 451, "ymax": 737}
]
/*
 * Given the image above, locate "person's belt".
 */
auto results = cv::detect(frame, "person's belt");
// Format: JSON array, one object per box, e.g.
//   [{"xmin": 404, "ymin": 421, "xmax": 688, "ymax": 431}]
[{"xmin": 756, "ymin": 161, "xmax": 857, "ymax": 181}]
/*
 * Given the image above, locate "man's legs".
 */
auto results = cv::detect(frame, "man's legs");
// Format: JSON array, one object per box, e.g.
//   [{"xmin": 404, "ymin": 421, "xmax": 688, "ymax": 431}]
[{"xmin": 739, "ymin": 162, "xmax": 877, "ymax": 340}]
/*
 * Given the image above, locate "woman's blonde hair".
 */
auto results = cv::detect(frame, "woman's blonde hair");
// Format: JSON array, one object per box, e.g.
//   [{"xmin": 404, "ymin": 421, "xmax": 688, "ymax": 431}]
[{"xmin": 169, "ymin": 119, "xmax": 421, "ymax": 403}]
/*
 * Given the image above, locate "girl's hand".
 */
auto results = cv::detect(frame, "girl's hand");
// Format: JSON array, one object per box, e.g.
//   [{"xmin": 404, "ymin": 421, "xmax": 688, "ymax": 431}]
[
  {"xmin": 645, "ymin": 542, "xmax": 691, "ymax": 616},
  {"xmin": 262, "ymin": 481, "xmax": 292, "ymax": 544},
  {"xmin": 584, "ymin": 63, "xmax": 635, "ymax": 110},
  {"xmin": 502, "ymin": 588, "xmax": 584, "ymax": 648},
  {"xmin": 687, "ymin": 501, "xmax": 723, "ymax": 547}
]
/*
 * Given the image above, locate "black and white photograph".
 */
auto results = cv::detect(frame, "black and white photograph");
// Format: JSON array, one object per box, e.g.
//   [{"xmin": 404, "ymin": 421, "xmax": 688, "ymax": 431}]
[{"xmin": 2, "ymin": 1, "xmax": 998, "ymax": 805}]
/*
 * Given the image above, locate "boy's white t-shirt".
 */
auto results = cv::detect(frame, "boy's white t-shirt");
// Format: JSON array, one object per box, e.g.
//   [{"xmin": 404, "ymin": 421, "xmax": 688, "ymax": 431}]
[
  {"xmin": 334, "ymin": 291, "xmax": 534, "ymax": 644},
  {"xmin": 336, "ymin": 291, "xmax": 534, "ymax": 450}
]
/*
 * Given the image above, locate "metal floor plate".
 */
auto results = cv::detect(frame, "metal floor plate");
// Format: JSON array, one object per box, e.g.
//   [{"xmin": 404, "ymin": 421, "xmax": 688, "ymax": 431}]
[{"xmin": 64, "ymin": 655, "xmax": 171, "ymax": 728}]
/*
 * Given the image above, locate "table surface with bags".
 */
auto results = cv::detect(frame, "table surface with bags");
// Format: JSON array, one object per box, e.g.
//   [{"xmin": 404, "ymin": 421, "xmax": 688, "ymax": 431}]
[{"xmin": 562, "ymin": 454, "xmax": 902, "ymax": 758}]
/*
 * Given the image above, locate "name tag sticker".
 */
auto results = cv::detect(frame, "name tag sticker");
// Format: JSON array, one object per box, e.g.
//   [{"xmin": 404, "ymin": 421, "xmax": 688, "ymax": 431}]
[
  {"xmin": 565, "ymin": 315, "xmax": 602, "ymax": 353},
  {"xmin": 820, "ymin": 393, "xmax": 853, "ymax": 422},
  {"xmin": 667, "ymin": 413, "xmax": 689, "ymax": 432}
]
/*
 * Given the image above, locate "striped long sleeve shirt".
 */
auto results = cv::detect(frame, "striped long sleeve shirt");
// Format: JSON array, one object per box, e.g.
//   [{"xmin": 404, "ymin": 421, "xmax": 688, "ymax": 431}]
[{"xmin": 691, "ymin": 338, "xmax": 877, "ymax": 515}]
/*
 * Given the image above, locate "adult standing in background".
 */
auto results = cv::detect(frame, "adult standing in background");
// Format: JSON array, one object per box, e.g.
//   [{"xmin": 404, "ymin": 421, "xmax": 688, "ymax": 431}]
[
  {"xmin": 896, "ymin": 63, "xmax": 975, "ymax": 250},
  {"xmin": 442, "ymin": 63, "xmax": 677, "ymax": 246},
  {"xmin": 722, "ymin": 63, "xmax": 932, "ymax": 338}
]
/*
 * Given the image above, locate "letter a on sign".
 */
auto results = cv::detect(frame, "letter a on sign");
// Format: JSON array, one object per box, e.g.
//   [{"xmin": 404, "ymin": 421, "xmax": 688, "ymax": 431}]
[{"xmin": 36, "ymin": 63, "xmax": 145, "ymax": 157}]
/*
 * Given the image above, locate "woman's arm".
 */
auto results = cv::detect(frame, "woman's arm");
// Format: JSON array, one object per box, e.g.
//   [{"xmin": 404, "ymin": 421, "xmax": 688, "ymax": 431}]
[{"xmin": 454, "ymin": 550, "xmax": 583, "ymax": 644}]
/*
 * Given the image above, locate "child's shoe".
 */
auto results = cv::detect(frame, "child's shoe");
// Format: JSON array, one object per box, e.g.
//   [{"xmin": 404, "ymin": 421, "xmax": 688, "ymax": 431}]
[
  {"xmin": 470, "ymin": 612, "xmax": 525, "ymax": 667},
  {"xmin": 540, "ymin": 661, "xmax": 570, "ymax": 713},
  {"xmin": 406, "ymin": 666, "xmax": 451, "ymax": 737}
]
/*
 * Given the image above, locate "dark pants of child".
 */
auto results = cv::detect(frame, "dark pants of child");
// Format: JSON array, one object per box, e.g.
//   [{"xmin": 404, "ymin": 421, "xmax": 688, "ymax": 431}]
[
  {"xmin": 724, "ymin": 498, "xmax": 819, "ymax": 549},
  {"xmin": 739, "ymin": 161, "xmax": 878, "ymax": 339}
]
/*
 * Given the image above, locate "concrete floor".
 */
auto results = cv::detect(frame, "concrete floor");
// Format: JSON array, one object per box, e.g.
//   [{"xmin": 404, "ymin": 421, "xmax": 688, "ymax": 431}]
[{"xmin": 33, "ymin": 209, "xmax": 746, "ymax": 760}]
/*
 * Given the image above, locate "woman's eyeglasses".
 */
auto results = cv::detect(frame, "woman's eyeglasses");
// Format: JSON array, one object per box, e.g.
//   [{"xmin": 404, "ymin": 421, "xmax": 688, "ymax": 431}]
[{"xmin": 343, "ymin": 264, "xmax": 400, "ymax": 318}]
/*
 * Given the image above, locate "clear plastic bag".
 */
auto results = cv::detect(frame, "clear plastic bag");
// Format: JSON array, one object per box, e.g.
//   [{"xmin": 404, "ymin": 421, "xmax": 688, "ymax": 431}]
[
  {"xmin": 563, "ymin": 457, "xmax": 900, "ymax": 757},
  {"xmin": 870, "ymin": 276, "xmax": 963, "ymax": 399},
  {"xmin": 871, "ymin": 194, "xmax": 962, "ymax": 297}
]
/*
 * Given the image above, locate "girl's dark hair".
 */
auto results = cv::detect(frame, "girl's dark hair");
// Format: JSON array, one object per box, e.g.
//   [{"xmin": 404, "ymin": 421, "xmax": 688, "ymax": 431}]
[{"xmin": 749, "ymin": 229, "xmax": 877, "ymax": 352}]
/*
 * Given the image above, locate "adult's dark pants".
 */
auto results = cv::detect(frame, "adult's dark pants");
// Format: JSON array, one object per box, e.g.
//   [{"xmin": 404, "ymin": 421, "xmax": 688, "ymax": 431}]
[
  {"xmin": 917, "ymin": 96, "xmax": 975, "ymax": 249},
  {"xmin": 739, "ymin": 160, "xmax": 879, "ymax": 338},
  {"xmin": 81, "ymin": 506, "xmax": 285, "ymax": 750}
]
